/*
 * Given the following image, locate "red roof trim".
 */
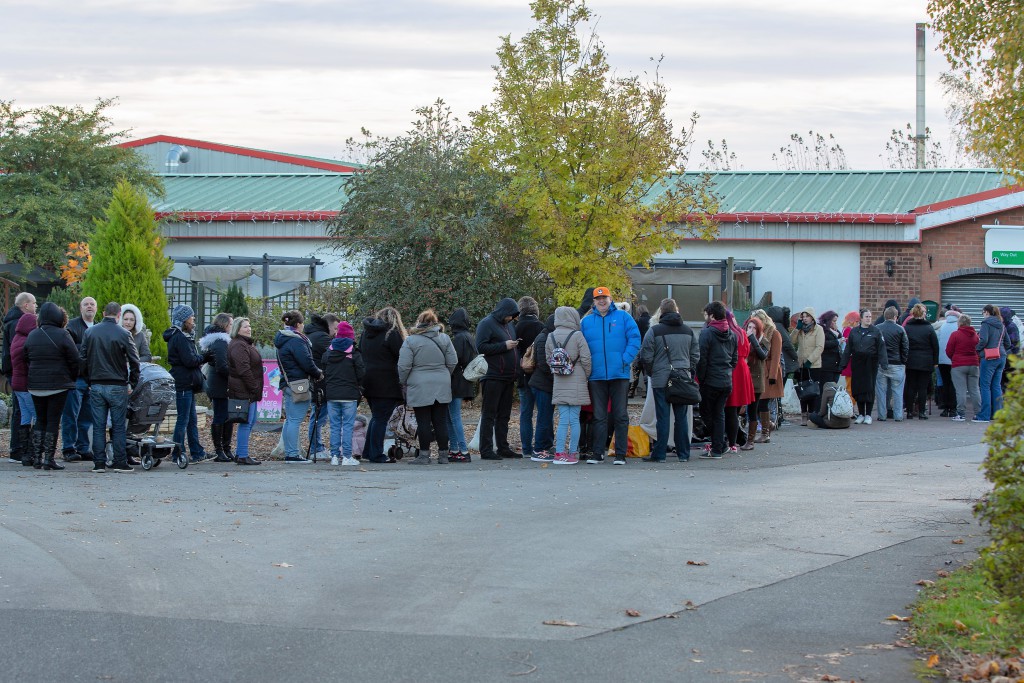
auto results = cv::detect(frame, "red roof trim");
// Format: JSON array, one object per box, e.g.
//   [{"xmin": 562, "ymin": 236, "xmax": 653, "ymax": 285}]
[
  {"xmin": 702, "ymin": 212, "xmax": 916, "ymax": 225},
  {"xmin": 157, "ymin": 211, "xmax": 339, "ymax": 222},
  {"xmin": 120, "ymin": 135, "xmax": 358, "ymax": 173},
  {"xmin": 911, "ymin": 185, "xmax": 1024, "ymax": 214}
]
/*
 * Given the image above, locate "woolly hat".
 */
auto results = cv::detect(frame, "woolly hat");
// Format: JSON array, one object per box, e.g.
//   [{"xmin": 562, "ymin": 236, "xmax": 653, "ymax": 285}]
[
  {"xmin": 336, "ymin": 320, "xmax": 355, "ymax": 339},
  {"xmin": 172, "ymin": 304, "xmax": 195, "ymax": 329}
]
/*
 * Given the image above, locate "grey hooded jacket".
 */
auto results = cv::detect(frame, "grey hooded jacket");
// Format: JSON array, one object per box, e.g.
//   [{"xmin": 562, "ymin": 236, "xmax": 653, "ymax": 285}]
[
  {"xmin": 397, "ymin": 325, "xmax": 458, "ymax": 408},
  {"xmin": 546, "ymin": 307, "xmax": 592, "ymax": 406}
]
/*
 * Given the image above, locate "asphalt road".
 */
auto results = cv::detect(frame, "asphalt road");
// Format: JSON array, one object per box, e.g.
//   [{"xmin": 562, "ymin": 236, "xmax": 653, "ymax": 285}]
[{"xmin": 0, "ymin": 417, "xmax": 989, "ymax": 682}]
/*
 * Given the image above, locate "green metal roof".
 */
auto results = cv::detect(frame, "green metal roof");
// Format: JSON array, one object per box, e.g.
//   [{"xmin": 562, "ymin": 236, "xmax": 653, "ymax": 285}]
[{"xmin": 155, "ymin": 169, "xmax": 1009, "ymax": 216}]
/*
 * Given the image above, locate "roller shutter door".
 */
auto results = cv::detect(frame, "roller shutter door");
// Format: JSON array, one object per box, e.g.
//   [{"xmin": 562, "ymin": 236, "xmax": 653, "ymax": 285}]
[{"xmin": 941, "ymin": 274, "xmax": 1024, "ymax": 322}]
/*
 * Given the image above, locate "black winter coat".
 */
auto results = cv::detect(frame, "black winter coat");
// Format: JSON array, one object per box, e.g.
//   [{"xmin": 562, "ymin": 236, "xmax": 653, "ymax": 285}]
[
  {"xmin": 67, "ymin": 316, "xmax": 92, "ymax": 346},
  {"xmin": 359, "ymin": 318, "xmax": 404, "ymax": 400},
  {"xmin": 23, "ymin": 302, "xmax": 79, "ymax": 390},
  {"xmin": 200, "ymin": 327, "xmax": 231, "ymax": 399},
  {"xmin": 321, "ymin": 344, "xmax": 365, "ymax": 402},
  {"xmin": 876, "ymin": 320, "xmax": 909, "ymax": 365},
  {"xmin": 448, "ymin": 308, "xmax": 478, "ymax": 399},
  {"xmin": 164, "ymin": 326, "xmax": 207, "ymax": 391},
  {"xmin": 696, "ymin": 324, "xmax": 737, "ymax": 390},
  {"xmin": 83, "ymin": 317, "xmax": 141, "ymax": 387},
  {"xmin": 904, "ymin": 318, "xmax": 939, "ymax": 371},
  {"xmin": 1, "ymin": 305, "xmax": 23, "ymax": 377},
  {"xmin": 528, "ymin": 315, "xmax": 556, "ymax": 395},
  {"xmin": 476, "ymin": 298, "xmax": 520, "ymax": 382},
  {"xmin": 820, "ymin": 327, "xmax": 843, "ymax": 374},
  {"xmin": 514, "ymin": 314, "xmax": 545, "ymax": 387},
  {"xmin": 305, "ymin": 315, "xmax": 332, "ymax": 367}
]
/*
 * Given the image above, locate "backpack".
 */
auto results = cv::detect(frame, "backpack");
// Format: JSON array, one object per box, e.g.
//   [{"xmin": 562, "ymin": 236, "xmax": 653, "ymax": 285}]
[
  {"xmin": 548, "ymin": 330, "xmax": 577, "ymax": 376},
  {"xmin": 829, "ymin": 383, "xmax": 855, "ymax": 419}
]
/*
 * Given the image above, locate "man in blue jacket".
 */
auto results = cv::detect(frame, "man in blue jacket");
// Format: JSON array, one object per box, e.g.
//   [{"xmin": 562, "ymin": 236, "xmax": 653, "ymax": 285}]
[{"xmin": 580, "ymin": 286, "xmax": 641, "ymax": 465}]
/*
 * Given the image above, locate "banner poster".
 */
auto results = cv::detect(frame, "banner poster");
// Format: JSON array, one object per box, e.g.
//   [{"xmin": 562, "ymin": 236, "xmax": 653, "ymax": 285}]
[{"xmin": 258, "ymin": 359, "xmax": 284, "ymax": 421}]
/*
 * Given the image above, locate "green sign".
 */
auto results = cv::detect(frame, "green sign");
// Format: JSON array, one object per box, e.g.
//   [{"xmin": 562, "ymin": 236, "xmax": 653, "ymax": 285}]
[{"xmin": 991, "ymin": 250, "xmax": 1024, "ymax": 266}]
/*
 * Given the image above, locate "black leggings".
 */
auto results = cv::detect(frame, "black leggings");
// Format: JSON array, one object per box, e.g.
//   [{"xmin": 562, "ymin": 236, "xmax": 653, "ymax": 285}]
[
  {"xmin": 31, "ymin": 391, "xmax": 69, "ymax": 435},
  {"xmin": 858, "ymin": 400, "xmax": 874, "ymax": 417},
  {"xmin": 413, "ymin": 401, "xmax": 449, "ymax": 452},
  {"xmin": 906, "ymin": 369, "xmax": 931, "ymax": 414},
  {"xmin": 746, "ymin": 394, "xmax": 767, "ymax": 421},
  {"xmin": 726, "ymin": 406, "xmax": 741, "ymax": 447}
]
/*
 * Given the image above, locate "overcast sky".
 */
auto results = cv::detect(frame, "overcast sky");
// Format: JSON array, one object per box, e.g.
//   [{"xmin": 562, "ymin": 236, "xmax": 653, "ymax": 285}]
[{"xmin": 1, "ymin": 0, "xmax": 965, "ymax": 169}]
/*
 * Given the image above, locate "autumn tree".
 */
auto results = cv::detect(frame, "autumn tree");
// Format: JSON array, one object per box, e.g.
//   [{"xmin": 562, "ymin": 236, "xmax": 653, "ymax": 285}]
[
  {"xmin": 772, "ymin": 131, "xmax": 849, "ymax": 171},
  {"xmin": 327, "ymin": 100, "xmax": 547, "ymax": 323},
  {"xmin": 81, "ymin": 180, "xmax": 173, "ymax": 364},
  {"xmin": 0, "ymin": 98, "xmax": 162, "ymax": 271},
  {"xmin": 929, "ymin": 0, "xmax": 1023, "ymax": 180},
  {"xmin": 471, "ymin": 0, "xmax": 718, "ymax": 305}
]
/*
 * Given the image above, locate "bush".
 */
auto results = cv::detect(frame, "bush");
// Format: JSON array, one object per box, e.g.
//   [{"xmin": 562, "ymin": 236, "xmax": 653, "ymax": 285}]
[
  {"xmin": 975, "ymin": 353, "xmax": 1024, "ymax": 633},
  {"xmin": 44, "ymin": 283, "xmax": 83, "ymax": 316},
  {"xmin": 218, "ymin": 282, "xmax": 249, "ymax": 317}
]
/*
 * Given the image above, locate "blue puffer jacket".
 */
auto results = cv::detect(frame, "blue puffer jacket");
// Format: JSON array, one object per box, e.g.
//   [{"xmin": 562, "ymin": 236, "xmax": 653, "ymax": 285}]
[
  {"xmin": 274, "ymin": 328, "xmax": 321, "ymax": 383},
  {"xmin": 580, "ymin": 303, "xmax": 641, "ymax": 381}
]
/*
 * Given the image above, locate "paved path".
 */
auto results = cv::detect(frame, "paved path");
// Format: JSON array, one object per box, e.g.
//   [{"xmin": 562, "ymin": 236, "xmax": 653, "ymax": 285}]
[{"xmin": 1, "ymin": 419, "xmax": 989, "ymax": 682}]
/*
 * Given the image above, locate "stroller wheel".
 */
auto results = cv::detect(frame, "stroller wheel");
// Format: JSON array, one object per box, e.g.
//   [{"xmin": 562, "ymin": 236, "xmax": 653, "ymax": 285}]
[
  {"xmin": 177, "ymin": 452, "xmax": 188, "ymax": 469},
  {"xmin": 152, "ymin": 458, "xmax": 162, "ymax": 468},
  {"xmin": 388, "ymin": 444, "xmax": 402, "ymax": 461},
  {"xmin": 141, "ymin": 454, "xmax": 155, "ymax": 471}
]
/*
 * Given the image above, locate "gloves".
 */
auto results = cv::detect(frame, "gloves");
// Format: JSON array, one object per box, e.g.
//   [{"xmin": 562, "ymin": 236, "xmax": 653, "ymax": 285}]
[{"xmin": 802, "ymin": 360, "xmax": 811, "ymax": 369}]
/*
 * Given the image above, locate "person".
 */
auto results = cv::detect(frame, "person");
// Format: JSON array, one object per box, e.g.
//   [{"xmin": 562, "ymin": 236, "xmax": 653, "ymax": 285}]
[
  {"xmin": 226, "ymin": 317, "xmax": 263, "ymax": 465},
  {"xmin": 945, "ymin": 314, "xmax": 981, "ymax": 422},
  {"xmin": 397, "ymin": 309, "xmax": 457, "ymax": 465},
  {"xmin": 975, "ymin": 304, "xmax": 1010, "ymax": 423},
  {"xmin": 304, "ymin": 313, "xmax": 339, "ymax": 460},
  {"xmin": 200, "ymin": 312, "xmax": 234, "ymax": 461},
  {"xmin": 24, "ymin": 303, "xmax": 79, "ymax": 470},
  {"xmin": 936, "ymin": 309, "xmax": 960, "ymax": 417},
  {"xmin": 880, "ymin": 298, "xmax": 901, "ymax": 418},
  {"xmin": 546, "ymin": 306, "xmax": 592, "ymax": 464},
  {"xmin": 839, "ymin": 311, "xmax": 860, "ymax": 402},
  {"xmin": 639, "ymin": 298, "xmax": 698, "ymax": 462},
  {"xmin": 476, "ymin": 297, "xmax": 522, "ymax": 461},
  {"xmin": 807, "ymin": 382, "xmax": 852, "ymax": 429},
  {"xmin": 751, "ymin": 309, "xmax": 783, "ymax": 443},
  {"xmin": 580, "ymin": 286, "xmax": 641, "ymax": 466},
  {"xmin": 899, "ymin": 297, "xmax": 921, "ymax": 326},
  {"xmin": 360, "ymin": 307, "xmax": 407, "ymax": 463},
  {"xmin": 82, "ymin": 302, "xmax": 141, "ymax": 473},
  {"xmin": 740, "ymin": 316, "xmax": 769, "ymax": 450},
  {"xmin": 9, "ymin": 310, "xmax": 38, "ymax": 466},
  {"xmin": 514, "ymin": 296, "xmax": 544, "ymax": 459},
  {"xmin": 818, "ymin": 310, "xmax": 843, "ymax": 387},
  {"xmin": 999, "ymin": 306, "xmax": 1020, "ymax": 391},
  {"xmin": 3, "ymin": 292, "xmax": 37, "ymax": 463},
  {"xmin": 841, "ymin": 309, "xmax": 886, "ymax": 424},
  {"xmin": 767, "ymin": 305, "xmax": 798, "ymax": 384},
  {"xmin": 119, "ymin": 304, "xmax": 152, "ymax": 362},
  {"xmin": 321, "ymin": 321, "xmax": 365, "ymax": 466},
  {"xmin": 274, "ymin": 310, "xmax": 323, "ymax": 463},
  {"xmin": 790, "ymin": 307, "xmax": 824, "ymax": 425},
  {"xmin": 526, "ymin": 314, "xmax": 556, "ymax": 461},
  {"xmin": 629, "ymin": 305, "xmax": 651, "ymax": 398},
  {"xmin": 874, "ymin": 306, "xmax": 909, "ymax": 422},
  {"xmin": 724, "ymin": 311, "xmax": 755, "ymax": 451},
  {"xmin": 697, "ymin": 301, "xmax": 738, "ymax": 459},
  {"xmin": 446, "ymin": 308, "xmax": 477, "ymax": 463},
  {"xmin": 904, "ymin": 303, "xmax": 939, "ymax": 419},
  {"xmin": 164, "ymin": 305, "xmax": 211, "ymax": 463},
  {"xmin": 60, "ymin": 296, "xmax": 97, "ymax": 462}
]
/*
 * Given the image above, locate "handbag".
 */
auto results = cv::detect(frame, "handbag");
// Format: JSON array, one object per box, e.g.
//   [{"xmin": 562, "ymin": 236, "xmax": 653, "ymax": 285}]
[
  {"xmin": 225, "ymin": 398, "xmax": 251, "ymax": 424},
  {"xmin": 794, "ymin": 369, "xmax": 821, "ymax": 401},
  {"xmin": 660, "ymin": 334, "xmax": 701, "ymax": 405},
  {"xmin": 463, "ymin": 354, "xmax": 488, "ymax": 382},
  {"xmin": 984, "ymin": 328, "xmax": 1004, "ymax": 361},
  {"xmin": 521, "ymin": 344, "xmax": 536, "ymax": 373},
  {"xmin": 276, "ymin": 351, "xmax": 312, "ymax": 402}
]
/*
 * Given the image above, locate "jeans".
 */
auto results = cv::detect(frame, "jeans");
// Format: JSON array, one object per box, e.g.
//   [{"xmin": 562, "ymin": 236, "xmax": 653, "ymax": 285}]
[
  {"xmin": 14, "ymin": 391, "xmax": 36, "ymax": 426},
  {"xmin": 555, "ymin": 404, "xmax": 581, "ymax": 454},
  {"xmin": 234, "ymin": 401, "xmax": 259, "ymax": 458},
  {"xmin": 589, "ymin": 379, "xmax": 630, "ymax": 458},
  {"xmin": 699, "ymin": 384, "xmax": 730, "ymax": 455},
  {"xmin": 978, "ymin": 356, "xmax": 1006, "ymax": 421},
  {"xmin": 61, "ymin": 378, "xmax": 93, "ymax": 456},
  {"xmin": 173, "ymin": 389, "xmax": 205, "ymax": 460},
  {"xmin": 328, "ymin": 400, "xmax": 357, "ymax": 459},
  {"xmin": 282, "ymin": 387, "xmax": 311, "ymax": 458},
  {"xmin": 365, "ymin": 397, "xmax": 398, "ymax": 462},
  {"xmin": 307, "ymin": 402, "xmax": 328, "ymax": 453},
  {"xmin": 90, "ymin": 384, "xmax": 128, "ymax": 466},
  {"xmin": 480, "ymin": 379, "xmax": 514, "ymax": 456},
  {"xmin": 446, "ymin": 398, "xmax": 469, "ymax": 453},
  {"xmin": 652, "ymin": 387, "xmax": 690, "ymax": 460},
  {"xmin": 518, "ymin": 387, "xmax": 536, "ymax": 456},
  {"xmin": 532, "ymin": 388, "xmax": 554, "ymax": 454},
  {"xmin": 951, "ymin": 365, "xmax": 981, "ymax": 419},
  {"xmin": 875, "ymin": 365, "xmax": 906, "ymax": 420}
]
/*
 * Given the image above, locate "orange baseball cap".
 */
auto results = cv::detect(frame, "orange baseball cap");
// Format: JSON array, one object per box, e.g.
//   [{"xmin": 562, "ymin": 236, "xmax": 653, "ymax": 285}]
[{"xmin": 593, "ymin": 286, "xmax": 611, "ymax": 297}]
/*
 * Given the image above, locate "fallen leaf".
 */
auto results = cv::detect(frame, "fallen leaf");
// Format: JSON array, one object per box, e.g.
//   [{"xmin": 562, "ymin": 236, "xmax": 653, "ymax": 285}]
[
  {"xmin": 542, "ymin": 619, "xmax": 579, "ymax": 627},
  {"xmin": 936, "ymin": 570, "xmax": 950, "ymax": 577},
  {"xmin": 686, "ymin": 560, "xmax": 708, "ymax": 566},
  {"xmin": 272, "ymin": 563, "xmax": 294, "ymax": 568},
  {"xmin": 885, "ymin": 614, "xmax": 911, "ymax": 622},
  {"xmin": 952, "ymin": 538, "xmax": 964, "ymax": 544},
  {"xmin": 915, "ymin": 580, "xmax": 935, "ymax": 587},
  {"xmin": 974, "ymin": 661, "xmax": 1000, "ymax": 679},
  {"xmin": 665, "ymin": 614, "xmax": 678, "ymax": 619},
  {"xmin": 953, "ymin": 619, "xmax": 969, "ymax": 633},
  {"xmin": 894, "ymin": 640, "xmax": 911, "ymax": 648},
  {"xmin": 926, "ymin": 654, "xmax": 940, "ymax": 668},
  {"xmin": 540, "ymin": 463, "xmax": 549, "ymax": 468},
  {"xmin": 683, "ymin": 600, "xmax": 698, "ymax": 610},
  {"xmin": 821, "ymin": 675, "xmax": 842, "ymax": 682},
  {"xmin": 625, "ymin": 609, "xmax": 641, "ymax": 617}
]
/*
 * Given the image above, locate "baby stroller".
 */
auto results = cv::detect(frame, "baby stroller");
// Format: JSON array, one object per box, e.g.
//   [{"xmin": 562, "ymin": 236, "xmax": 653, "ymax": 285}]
[
  {"xmin": 125, "ymin": 362, "xmax": 181, "ymax": 470},
  {"xmin": 385, "ymin": 404, "xmax": 417, "ymax": 461}
]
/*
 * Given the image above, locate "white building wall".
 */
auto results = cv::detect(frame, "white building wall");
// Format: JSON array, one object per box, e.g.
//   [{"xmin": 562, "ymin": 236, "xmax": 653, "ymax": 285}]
[{"xmin": 660, "ymin": 241, "xmax": 862, "ymax": 316}]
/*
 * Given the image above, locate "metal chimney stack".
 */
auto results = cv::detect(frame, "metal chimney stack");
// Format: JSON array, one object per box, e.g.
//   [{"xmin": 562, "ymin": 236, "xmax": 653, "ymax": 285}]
[{"xmin": 915, "ymin": 22, "xmax": 927, "ymax": 169}]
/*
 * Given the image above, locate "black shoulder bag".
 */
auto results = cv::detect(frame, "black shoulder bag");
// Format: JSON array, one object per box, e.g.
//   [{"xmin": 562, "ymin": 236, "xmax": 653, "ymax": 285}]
[{"xmin": 659, "ymin": 332, "xmax": 701, "ymax": 405}]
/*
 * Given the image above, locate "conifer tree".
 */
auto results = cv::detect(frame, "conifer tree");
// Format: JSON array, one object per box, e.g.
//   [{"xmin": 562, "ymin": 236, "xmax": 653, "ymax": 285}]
[
  {"xmin": 81, "ymin": 180, "xmax": 173, "ymax": 365},
  {"xmin": 218, "ymin": 282, "xmax": 249, "ymax": 318}
]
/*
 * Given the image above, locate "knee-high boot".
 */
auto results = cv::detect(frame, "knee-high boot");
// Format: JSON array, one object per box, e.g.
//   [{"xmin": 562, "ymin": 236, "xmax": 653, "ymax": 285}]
[
  {"xmin": 755, "ymin": 412, "xmax": 771, "ymax": 443},
  {"xmin": 19, "ymin": 424, "xmax": 34, "ymax": 466},
  {"xmin": 221, "ymin": 422, "xmax": 235, "ymax": 461},
  {"xmin": 741, "ymin": 420, "xmax": 757, "ymax": 450},
  {"xmin": 211, "ymin": 423, "xmax": 231, "ymax": 462},
  {"xmin": 42, "ymin": 432, "xmax": 64, "ymax": 471},
  {"xmin": 31, "ymin": 429, "xmax": 44, "ymax": 469}
]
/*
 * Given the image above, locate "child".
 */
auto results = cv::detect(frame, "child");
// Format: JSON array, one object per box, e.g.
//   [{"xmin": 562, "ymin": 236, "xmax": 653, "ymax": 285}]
[
  {"xmin": 321, "ymin": 322, "xmax": 365, "ymax": 465},
  {"xmin": 546, "ymin": 307, "xmax": 592, "ymax": 464}
]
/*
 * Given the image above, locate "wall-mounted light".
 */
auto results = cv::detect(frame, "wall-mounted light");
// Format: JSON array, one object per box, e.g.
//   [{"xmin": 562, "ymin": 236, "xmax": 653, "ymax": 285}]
[{"xmin": 885, "ymin": 258, "xmax": 896, "ymax": 277}]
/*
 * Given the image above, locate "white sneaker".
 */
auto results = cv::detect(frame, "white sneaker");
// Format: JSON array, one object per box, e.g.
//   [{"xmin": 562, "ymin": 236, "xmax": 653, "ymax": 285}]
[
  {"xmin": 854, "ymin": 415, "xmax": 865, "ymax": 424},
  {"xmin": 341, "ymin": 457, "xmax": 359, "ymax": 466},
  {"xmin": 863, "ymin": 415, "xmax": 873, "ymax": 425},
  {"xmin": 330, "ymin": 456, "xmax": 339, "ymax": 466},
  {"xmin": 314, "ymin": 449, "xmax": 330, "ymax": 460}
]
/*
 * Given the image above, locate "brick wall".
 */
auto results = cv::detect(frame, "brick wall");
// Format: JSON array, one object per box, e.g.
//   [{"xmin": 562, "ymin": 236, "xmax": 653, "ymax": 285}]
[{"xmin": 859, "ymin": 244, "xmax": 922, "ymax": 312}]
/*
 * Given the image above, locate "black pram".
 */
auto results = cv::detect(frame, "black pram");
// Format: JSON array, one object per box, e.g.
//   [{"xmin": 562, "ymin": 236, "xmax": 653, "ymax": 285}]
[{"xmin": 126, "ymin": 362, "xmax": 183, "ymax": 470}]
